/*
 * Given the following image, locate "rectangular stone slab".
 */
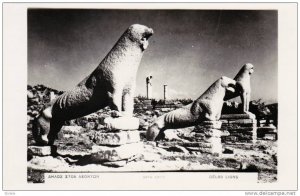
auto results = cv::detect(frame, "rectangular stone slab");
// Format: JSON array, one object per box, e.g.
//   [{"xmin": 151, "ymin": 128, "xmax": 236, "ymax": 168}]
[
  {"xmin": 257, "ymin": 127, "xmax": 277, "ymax": 133},
  {"xmin": 93, "ymin": 131, "xmax": 140, "ymax": 146},
  {"xmin": 28, "ymin": 146, "xmax": 51, "ymax": 156},
  {"xmin": 180, "ymin": 142, "xmax": 212, "ymax": 148},
  {"xmin": 197, "ymin": 120, "xmax": 222, "ymax": 129},
  {"xmin": 225, "ymin": 119, "xmax": 256, "ymax": 124},
  {"xmin": 91, "ymin": 142, "xmax": 143, "ymax": 162},
  {"xmin": 225, "ymin": 127, "xmax": 256, "ymax": 132},
  {"xmin": 221, "ymin": 113, "xmax": 256, "ymax": 119},
  {"xmin": 222, "ymin": 123, "xmax": 257, "ymax": 128},
  {"xmin": 104, "ymin": 117, "xmax": 139, "ymax": 130}
]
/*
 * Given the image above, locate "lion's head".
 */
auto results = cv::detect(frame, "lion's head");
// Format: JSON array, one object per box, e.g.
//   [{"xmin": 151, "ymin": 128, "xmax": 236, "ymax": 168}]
[
  {"xmin": 220, "ymin": 76, "xmax": 236, "ymax": 93},
  {"xmin": 127, "ymin": 24, "xmax": 154, "ymax": 51},
  {"xmin": 243, "ymin": 63, "xmax": 254, "ymax": 75}
]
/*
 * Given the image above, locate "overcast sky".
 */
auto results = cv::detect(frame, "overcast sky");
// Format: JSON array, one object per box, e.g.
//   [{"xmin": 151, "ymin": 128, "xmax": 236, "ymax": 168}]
[{"xmin": 28, "ymin": 9, "xmax": 277, "ymax": 103}]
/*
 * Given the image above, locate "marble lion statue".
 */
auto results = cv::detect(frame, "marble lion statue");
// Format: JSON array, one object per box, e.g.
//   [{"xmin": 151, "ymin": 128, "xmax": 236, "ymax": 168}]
[
  {"xmin": 146, "ymin": 76, "xmax": 236, "ymax": 141},
  {"xmin": 33, "ymin": 24, "xmax": 154, "ymax": 145}
]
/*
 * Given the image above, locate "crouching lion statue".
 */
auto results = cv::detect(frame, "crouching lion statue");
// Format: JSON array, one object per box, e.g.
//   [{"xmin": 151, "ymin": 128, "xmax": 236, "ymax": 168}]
[
  {"xmin": 146, "ymin": 76, "xmax": 236, "ymax": 141},
  {"xmin": 33, "ymin": 24, "xmax": 154, "ymax": 145}
]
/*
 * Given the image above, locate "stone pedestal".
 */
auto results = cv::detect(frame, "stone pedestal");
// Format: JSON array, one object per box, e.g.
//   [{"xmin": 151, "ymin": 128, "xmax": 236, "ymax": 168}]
[
  {"xmin": 220, "ymin": 113, "xmax": 257, "ymax": 143},
  {"xmin": 91, "ymin": 117, "xmax": 142, "ymax": 167},
  {"xmin": 192, "ymin": 121, "xmax": 225, "ymax": 155},
  {"xmin": 103, "ymin": 117, "xmax": 139, "ymax": 130}
]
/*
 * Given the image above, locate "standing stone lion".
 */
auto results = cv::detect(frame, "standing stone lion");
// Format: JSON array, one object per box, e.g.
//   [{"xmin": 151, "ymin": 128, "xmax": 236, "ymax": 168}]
[
  {"xmin": 146, "ymin": 76, "xmax": 236, "ymax": 141},
  {"xmin": 33, "ymin": 24, "xmax": 154, "ymax": 145},
  {"xmin": 224, "ymin": 63, "xmax": 254, "ymax": 113}
]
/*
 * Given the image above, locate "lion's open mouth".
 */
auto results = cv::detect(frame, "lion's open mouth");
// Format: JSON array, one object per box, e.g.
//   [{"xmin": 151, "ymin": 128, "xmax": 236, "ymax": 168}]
[
  {"xmin": 226, "ymin": 83, "xmax": 236, "ymax": 93},
  {"xmin": 249, "ymin": 68, "xmax": 254, "ymax": 74}
]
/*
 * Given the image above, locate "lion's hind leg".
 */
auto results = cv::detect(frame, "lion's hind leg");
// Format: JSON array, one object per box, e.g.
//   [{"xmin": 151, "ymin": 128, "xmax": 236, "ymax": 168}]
[
  {"xmin": 146, "ymin": 115, "xmax": 166, "ymax": 141},
  {"xmin": 47, "ymin": 119, "xmax": 64, "ymax": 145}
]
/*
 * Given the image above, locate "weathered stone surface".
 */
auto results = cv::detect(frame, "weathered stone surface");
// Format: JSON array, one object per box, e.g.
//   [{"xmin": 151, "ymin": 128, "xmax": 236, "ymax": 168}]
[
  {"xmin": 28, "ymin": 146, "xmax": 51, "ymax": 156},
  {"xmin": 104, "ymin": 117, "xmax": 139, "ymax": 130},
  {"xmin": 185, "ymin": 146, "xmax": 214, "ymax": 154},
  {"xmin": 221, "ymin": 113, "xmax": 256, "ymax": 120},
  {"xmin": 227, "ymin": 128, "xmax": 256, "ymax": 133},
  {"xmin": 224, "ymin": 119, "xmax": 255, "ymax": 124},
  {"xmin": 263, "ymin": 134, "xmax": 277, "ymax": 141},
  {"xmin": 142, "ymin": 152, "xmax": 161, "ymax": 162},
  {"xmin": 93, "ymin": 131, "xmax": 140, "ymax": 146},
  {"xmin": 181, "ymin": 142, "xmax": 212, "ymax": 148},
  {"xmin": 60, "ymin": 126, "xmax": 84, "ymax": 134},
  {"xmin": 145, "ymin": 111, "xmax": 152, "ymax": 115},
  {"xmin": 194, "ymin": 133, "xmax": 206, "ymax": 138},
  {"xmin": 202, "ymin": 129, "xmax": 224, "ymax": 137},
  {"xmin": 167, "ymin": 145, "xmax": 189, "ymax": 154},
  {"xmin": 195, "ymin": 136, "xmax": 223, "ymax": 154},
  {"xmin": 222, "ymin": 123, "xmax": 257, "ymax": 128},
  {"xmin": 96, "ymin": 124, "xmax": 105, "ymax": 130},
  {"xmin": 198, "ymin": 121, "xmax": 222, "ymax": 129},
  {"xmin": 223, "ymin": 135, "xmax": 254, "ymax": 143},
  {"xmin": 101, "ymin": 160, "xmax": 127, "ymax": 167},
  {"xmin": 228, "ymin": 132, "xmax": 254, "ymax": 138},
  {"xmin": 257, "ymin": 127, "xmax": 277, "ymax": 133},
  {"xmin": 220, "ymin": 112, "xmax": 257, "ymax": 143},
  {"xmin": 55, "ymin": 128, "xmax": 93, "ymax": 156},
  {"xmin": 210, "ymin": 139, "xmax": 222, "ymax": 154},
  {"xmin": 143, "ymin": 100, "xmax": 152, "ymax": 105},
  {"xmin": 85, "ymin": 122, "xmax": 96, "ymax": 130},
  {"xmin": 91, "ymin": 142, "xmax": 143, "ymax": 162},
  {"xmin": 222, "ymin": 130, "xmax": 230, "ymax": 136}
]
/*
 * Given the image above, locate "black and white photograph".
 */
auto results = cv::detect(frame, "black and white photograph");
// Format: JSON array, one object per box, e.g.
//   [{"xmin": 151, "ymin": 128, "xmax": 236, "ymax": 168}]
[
  {"xmin": 2, "ymin": 2, "xmax": 297, "ymax": 191},
  {"xmin": 26, "ymin": 8, "xmax": 278, "ymax": 182}
]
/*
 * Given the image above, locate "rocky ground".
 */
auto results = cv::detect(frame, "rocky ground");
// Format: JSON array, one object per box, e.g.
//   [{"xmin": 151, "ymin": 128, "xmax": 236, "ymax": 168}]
[{"xmin": 27, "ymin": 85, "xmax": 277, "ymax": 183}]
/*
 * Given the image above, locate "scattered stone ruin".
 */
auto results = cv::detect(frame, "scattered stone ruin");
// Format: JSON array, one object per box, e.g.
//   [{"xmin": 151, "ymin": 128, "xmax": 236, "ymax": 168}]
[{"xmin": 221, "ymin": 113, "xmax": 257, "ymax": 143}]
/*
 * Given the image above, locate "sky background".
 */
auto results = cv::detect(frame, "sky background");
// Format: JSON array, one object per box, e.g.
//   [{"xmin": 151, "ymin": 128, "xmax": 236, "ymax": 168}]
[{"xmin": 28, "ymin": 9, "xmax": 277, "ymax": 103}]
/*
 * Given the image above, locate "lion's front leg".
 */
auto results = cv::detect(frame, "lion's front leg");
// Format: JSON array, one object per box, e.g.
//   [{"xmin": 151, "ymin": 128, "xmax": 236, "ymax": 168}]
[
  {"xmin": 246, "ymin": 92, "xmax": 251, "ymax": 112},
  {"xmin": 122, "ymin": 84, "xmax": 135, "ymax": 117},
  {"xmin": 241, "ymin": 92, "xmax": 249, "ymax": 113},
  {"xmin": 109, "ymin": 86, "xmax": 123, "ymax": 117}
]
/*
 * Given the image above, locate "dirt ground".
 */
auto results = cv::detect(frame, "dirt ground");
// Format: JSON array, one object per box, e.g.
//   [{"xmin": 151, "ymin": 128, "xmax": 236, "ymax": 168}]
[{"xmin": 27, "ymin": 125, "xmax": 277, "ymax": 183}]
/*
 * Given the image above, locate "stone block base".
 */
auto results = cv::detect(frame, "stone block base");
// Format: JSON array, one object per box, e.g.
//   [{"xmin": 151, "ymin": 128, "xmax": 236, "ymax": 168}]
[
  {"xmin": 103, "ymin": 117, "xmax": 139, "ymax": 130},
  {"xmin": 92, "ymin": 131, "xmax": 140, "ymax": 146},
  {"xmin": 197, "ymin": 120, "xmax": 222, "ymax": 129},
  {"xmin": 192, "ymin": 121, "xmax": 224, "ymax": 155},
  {"xmin": 91, "ymin": 142, "xmax": 143, "ymax": 162},
  {"xmin": 28, "ymin": 146, "xmax": 52, "ymax": 156},
  {"xmin": 221, "ymin": 113, "xmax": 257, "ymax": 143},
  {"xmin": 221, "ymin": 113, "xmax": 256, "ymax": 119}
]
